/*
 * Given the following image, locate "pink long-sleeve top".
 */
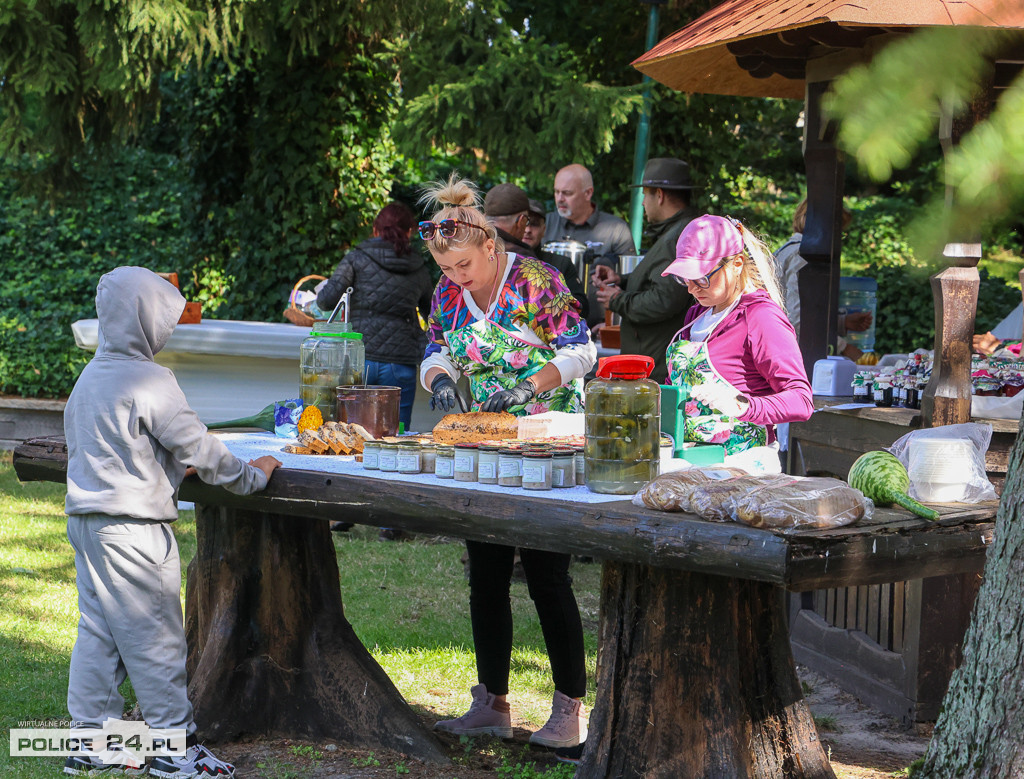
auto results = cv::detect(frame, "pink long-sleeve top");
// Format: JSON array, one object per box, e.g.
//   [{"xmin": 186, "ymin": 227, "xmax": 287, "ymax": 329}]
[{"xmin": 674, "ymin": 289, "xmax": 813, "ymax": 442}]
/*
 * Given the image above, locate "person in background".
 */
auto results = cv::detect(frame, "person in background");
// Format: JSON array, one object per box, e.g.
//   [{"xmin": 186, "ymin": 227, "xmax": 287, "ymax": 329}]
[
  {"xmin": 420, "ymin": 174, "xmax": 594, "ymax": 751},
  {"xmin": 543, "ymin": 164, "xmax": 636, "ymax": 261},
  {"xmin": 545, "ymin": 164, "xmax": 636, "ymax": 327},
  {"xmin": 317, "ymin": 202, "xmax": 433, "ymax": 540},
  {"xmin": 775, "ymin": 199, "xmax": 869, "ymax": 360},
  {"xmin": 523, "ymin": 198, "xmax": 547, "ymax": 251},
  {"xmin": 483, "ymin": 183, "xmax": 589, "ymax": 320},
  {"xmin": 591, "ymin": 157, "xmax": 697, "ymax": 384},
  {"xmin": 317, "ymin": 203, "xmax": 434, "ymax": 433},
  {"xmin": 662, "ymin": 215, "xmax": 814, "ymax": 474},
  {"xmin": 63, "ymin": 267, "xmax": 281, "ymax": 779}
]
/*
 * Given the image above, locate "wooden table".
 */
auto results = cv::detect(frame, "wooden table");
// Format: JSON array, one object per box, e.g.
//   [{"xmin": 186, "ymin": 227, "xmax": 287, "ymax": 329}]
[
  {"xmin": 787, "ymin": 401, "xmax": 1013, "ymax": 723},
  {"xmin": 14, "ymin": 436, "xmax": 997, "ymax": 778}
]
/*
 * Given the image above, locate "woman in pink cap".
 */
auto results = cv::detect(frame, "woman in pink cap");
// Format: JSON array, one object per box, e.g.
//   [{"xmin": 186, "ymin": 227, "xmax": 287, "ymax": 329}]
[{"xmin": 661, "ymin": 214, "xmax": 812, "ymax": 472}]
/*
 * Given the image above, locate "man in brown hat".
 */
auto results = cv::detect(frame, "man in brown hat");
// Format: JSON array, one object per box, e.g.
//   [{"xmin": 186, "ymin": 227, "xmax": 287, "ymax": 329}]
[
  {"xmin": 483, "ymin": 183, "xmax": 589, "ymax": 318},
  {"xmin": 523, "ymin": 199, "xmax": 547, "ymax": 251},
  {"xmin": 592, "ymin": 157, "xmax": 697, "ymax": 384}
]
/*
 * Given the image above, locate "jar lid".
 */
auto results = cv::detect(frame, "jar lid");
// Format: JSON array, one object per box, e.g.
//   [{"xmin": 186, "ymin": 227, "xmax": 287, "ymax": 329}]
[
  {"xmin": 522, "ymin": 450, "xmax": 552, "ymax": 459},
  {"xmin": 435, "ymin": 445, "xmax": 455, "ymax": 453},
  {"xmin": 309, "ymin": 327, "xmax": 364, "ymax": 340},
  {"xmin": 397, "ymin": 440, "xmax": 421, "ymax": 447},
  {"xmin": 550, "ymin": 447, "xmax": 576, "ymax": 456},
  {"xmin": 479, "ymin": 443, "xmax": 503, "ymax": 452},
  {"xmin": 454, "ymin": 443, "xmax": 480, "ymax": 449},
  {"xmin": 596, "ymin": 354, "xmax": 654, "ymax": 380},
  {"xmin": 499, "ymin": 447, "xmax": 521, "ymax": 455}
]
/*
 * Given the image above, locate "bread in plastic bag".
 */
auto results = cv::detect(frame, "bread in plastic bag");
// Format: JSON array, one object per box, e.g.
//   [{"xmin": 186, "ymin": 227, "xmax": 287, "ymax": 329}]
[
  {"xmin": 631, "ymin": 466, "xmax": 747, "ymax": 512},
  {"xmin": 887, "ymin": 423, "xmax": 998, "ymax": 504},
  {"xmin": 688, "ymin": 474, "xmax": 790, "ymax": 522},
  {"xmin": 733, "ymin": 476, "xmax": 873, "ymax": 531}
]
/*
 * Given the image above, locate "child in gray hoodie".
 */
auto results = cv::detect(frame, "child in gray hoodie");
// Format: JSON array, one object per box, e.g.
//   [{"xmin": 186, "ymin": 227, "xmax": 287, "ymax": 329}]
[{"xmin": 63, "ymin": 267, "xmax": 280, "ymax": 778}]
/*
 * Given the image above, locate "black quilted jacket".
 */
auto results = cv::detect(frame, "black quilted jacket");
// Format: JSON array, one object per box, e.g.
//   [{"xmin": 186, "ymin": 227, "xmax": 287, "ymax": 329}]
[{"xmin": 316, "ymin": 237, "xmax": 434, "ymax": 365}]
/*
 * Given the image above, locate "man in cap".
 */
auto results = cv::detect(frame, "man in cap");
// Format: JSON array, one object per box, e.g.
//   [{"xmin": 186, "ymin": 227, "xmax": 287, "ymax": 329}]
[
  {"xmin": 483, "ymin": 183, "xmax": 589, "ymax": 319},
  {"xmin": 522, "ymin": 199, "xmax": 547, "ymax": 251},
  {"xmin": 592, "ymin": 157, "xmax": 697, "ymax": 383}
]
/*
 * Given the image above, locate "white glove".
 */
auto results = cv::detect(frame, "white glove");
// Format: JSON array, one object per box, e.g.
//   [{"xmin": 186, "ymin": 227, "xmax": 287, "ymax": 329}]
[{"xmin": 690, "ymin": 382, "xmax": 749, "ymax": 418}]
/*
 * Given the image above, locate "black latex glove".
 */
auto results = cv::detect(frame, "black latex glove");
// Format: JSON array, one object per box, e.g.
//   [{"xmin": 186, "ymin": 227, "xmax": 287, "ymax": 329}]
[
  {"xmin": 430, "ymin": 373, "xmax": 468, "ymax": 413},
  {"xmin": 481, "ymin": 379, "xmax": 536, "ymax": 413}
]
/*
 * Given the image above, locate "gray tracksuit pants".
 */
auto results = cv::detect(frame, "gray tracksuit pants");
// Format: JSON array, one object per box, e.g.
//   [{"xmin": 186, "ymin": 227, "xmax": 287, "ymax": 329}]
[{"xmin": 67, "ymin": 514, "xmax": 196, "ymax": 737}]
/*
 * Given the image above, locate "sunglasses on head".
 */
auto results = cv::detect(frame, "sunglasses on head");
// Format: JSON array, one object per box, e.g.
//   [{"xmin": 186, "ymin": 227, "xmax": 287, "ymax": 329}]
[
  {"xmin": 673, "ymin": 260, "xmax": 727, "ymax": 290},
  {"xmin": 418, "ymin": 219, "xmax": 488, "ymax": 242}
]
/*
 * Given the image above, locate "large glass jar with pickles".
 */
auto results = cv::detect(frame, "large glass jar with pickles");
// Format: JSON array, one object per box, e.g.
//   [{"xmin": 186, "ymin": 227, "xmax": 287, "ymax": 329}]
[
  {"xmin": 584, "ymin": 354, "xmax": 660, "ymax": 494},
  {"xmin": 299, "ymin": 322, "xmax": 365, "ymax": 421}
]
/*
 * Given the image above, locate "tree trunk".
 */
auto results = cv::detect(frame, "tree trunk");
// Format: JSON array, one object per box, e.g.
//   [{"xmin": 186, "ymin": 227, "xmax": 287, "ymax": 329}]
[
  {"xmin": 184, "ymin": 504, "xmax": 447, "ymax": 764},
  {"xmin": 917, "ymin": 415, "xmax": 1024, "ymax": 777},
  {"xmin": 579, "ymin": 562, "xmax": 834, "ymax": 779}
]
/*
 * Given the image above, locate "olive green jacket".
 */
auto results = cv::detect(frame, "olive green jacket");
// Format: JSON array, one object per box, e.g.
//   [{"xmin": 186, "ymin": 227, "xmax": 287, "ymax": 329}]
[{"xmin": 607, "ymin": 207, "xmax": 695, "ymax": 383}]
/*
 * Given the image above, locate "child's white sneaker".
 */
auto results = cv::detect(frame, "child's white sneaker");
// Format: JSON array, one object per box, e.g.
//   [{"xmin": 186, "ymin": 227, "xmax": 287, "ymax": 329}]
[
  {"xmin": 63, "ymin": 744, "xmax": 147, "ymax": 776},
  {"xmin": 149, "ymin": 744, "xmax": 234, "ymax": 778}
]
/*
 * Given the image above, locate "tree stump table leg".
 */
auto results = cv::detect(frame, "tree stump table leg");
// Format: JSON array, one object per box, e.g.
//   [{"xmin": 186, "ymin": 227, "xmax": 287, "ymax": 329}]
[
  {"xmin": 183, "ymin": 503, "xmax": 447, "ymax": 764},
  {"xmin": 579, "ymin": 562, "xmax": 834, "ymax": 779}
]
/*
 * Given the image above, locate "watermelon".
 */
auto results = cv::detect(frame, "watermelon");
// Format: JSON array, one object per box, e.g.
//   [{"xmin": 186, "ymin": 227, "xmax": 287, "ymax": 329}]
[{"xmin": 847, "ymin": 451, "xmax": 940, "ymax": 521}]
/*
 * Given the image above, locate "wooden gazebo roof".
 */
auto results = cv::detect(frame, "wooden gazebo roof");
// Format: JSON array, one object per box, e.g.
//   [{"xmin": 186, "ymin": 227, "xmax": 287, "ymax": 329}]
[{"xmin": 633, "ymin": 0, "xmax": 1024, "ymax": 99}]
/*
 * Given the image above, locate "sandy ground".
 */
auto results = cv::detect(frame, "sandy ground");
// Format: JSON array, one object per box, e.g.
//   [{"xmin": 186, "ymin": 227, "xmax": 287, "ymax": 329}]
[{"xmin": 211, "ymin": 664, "xmax": 931, "ymax": 778}]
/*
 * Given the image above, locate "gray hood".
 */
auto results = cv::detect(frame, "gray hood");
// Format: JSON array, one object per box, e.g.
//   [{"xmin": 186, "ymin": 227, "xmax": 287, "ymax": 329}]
[{"xmin": 95, "ymin": 267, "xmax": 185, "ymax": 360}]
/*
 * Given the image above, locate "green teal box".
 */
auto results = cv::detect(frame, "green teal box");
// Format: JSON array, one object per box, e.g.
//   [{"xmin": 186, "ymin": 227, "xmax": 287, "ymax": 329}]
[{"xmin": 659, "ymin": 385, "xmax": 725, "ymax": 464}]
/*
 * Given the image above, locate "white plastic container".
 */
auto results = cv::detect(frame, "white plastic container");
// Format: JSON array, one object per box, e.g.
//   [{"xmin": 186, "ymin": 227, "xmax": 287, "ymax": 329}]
[
  {"xmin": 811, "ymin": 356, "xmax": 859, "ymax": 396},
  {"xmin": 908, "ymin": 438, "xmax": 973, "ymax": 502}
]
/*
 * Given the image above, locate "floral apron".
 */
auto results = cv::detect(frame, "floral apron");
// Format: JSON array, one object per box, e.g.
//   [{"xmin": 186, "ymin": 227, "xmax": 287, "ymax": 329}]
[
  {"xmin": 666, "ymin": 336, "xmax": 767, "ymax": 456},
  {"xmin": 444, "ymin": 303, "xmax": 585, "ymax": 417}
]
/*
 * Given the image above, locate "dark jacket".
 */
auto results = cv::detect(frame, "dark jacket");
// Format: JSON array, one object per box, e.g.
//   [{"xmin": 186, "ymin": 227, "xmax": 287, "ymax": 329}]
[
  {"xmin": 496, "ymin": 228, "xmax": 590, "ymax": 320},
  {"xmin": 317, "ymin": 237, "xmax": 433, "ymax": 365},
  {"xmin": 607, "ymin": 207, "xmax": 695, "ymax": 383}
]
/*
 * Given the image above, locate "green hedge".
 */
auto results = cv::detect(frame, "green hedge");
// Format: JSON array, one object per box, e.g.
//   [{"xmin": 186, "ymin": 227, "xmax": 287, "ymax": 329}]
[{"xmin": 0, "ymin": 149, "xmax": 196, "ymax": 397}]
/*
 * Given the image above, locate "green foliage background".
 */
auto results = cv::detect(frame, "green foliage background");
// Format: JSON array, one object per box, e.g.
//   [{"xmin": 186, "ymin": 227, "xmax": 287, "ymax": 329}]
[{"xmin": 0, "ymin": 0, "xmax": 1021, "ymax": 398}]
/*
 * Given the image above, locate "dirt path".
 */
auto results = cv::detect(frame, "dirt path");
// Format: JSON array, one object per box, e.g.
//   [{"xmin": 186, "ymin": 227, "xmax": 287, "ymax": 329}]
[{"xmin": 213, "ymin": 665, "xmax": 930, "ymax": 778}]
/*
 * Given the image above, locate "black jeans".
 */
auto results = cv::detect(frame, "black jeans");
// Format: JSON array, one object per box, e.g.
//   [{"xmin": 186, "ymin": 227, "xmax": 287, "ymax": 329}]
[{"xmin": 465, "ymin": 539, "xmax": 586, "ymax": 698}]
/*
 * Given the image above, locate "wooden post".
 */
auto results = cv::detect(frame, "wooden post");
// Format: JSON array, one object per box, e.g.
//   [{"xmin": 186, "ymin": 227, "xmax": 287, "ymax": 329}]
[
  {"xmin": 798, "ymin": 80, "xmax": 846, "ymax": 379},
  {"xmin": 579, "ymin": 562, "xmax": 834, "ymax": 778},
  {"xmin": 921, "ymin": 262, "xmax": 979, "ymax": 427}
]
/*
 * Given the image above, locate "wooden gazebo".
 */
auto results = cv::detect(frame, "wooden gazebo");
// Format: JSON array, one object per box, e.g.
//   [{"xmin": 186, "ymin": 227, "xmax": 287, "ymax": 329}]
[{"xmin": 633, "ymin": 0, "xmax": 1024, "ymax": 427}]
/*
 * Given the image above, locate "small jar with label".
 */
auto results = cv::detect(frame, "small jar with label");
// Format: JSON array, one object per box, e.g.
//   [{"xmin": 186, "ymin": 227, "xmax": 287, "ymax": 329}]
[
  {"xmin": 498, "ymin": 447, "xmax": 523, "ymax": 487},
  {"xmin": 551, "ymin": 448, "xmax": 576, "ymax": 488},
  {"xmin": 454, "ymin": 443, "xmax": 480, "ymax": 482},
  {"xmin": 379, "ymin": 443, "xmax": 399, "ymax": 472},
  {"xmin": 363, "ymin": 441, "xmax": 382, "ymax": 470},
  {"xmin": 574, "ymin": 446, "xmax": 585, "ymax": 482},
  {"xmin": 420, "ymin": 443, "xmax": 437, "ymax": 474},
  {"xmin": 396, "ymin": 441, "xmax": 422, "ymax": 474},
  {"xmin": 477, "ymin": 444, "xmax": 501, "ymax": 485},
  {"xmin": 435, "ymin": 445, "xmax": 455, "ymax": 479},
  {"xmin": 873, "ymin": 379, "xmax": 893, "ymax": 408},
  {"xmin": 522, "ymin": 450, "xmax": 553, "ymax": 491}
]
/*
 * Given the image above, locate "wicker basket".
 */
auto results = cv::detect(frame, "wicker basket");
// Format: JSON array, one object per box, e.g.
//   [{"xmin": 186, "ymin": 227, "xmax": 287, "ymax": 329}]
[{"xmin": 283, "ymin": 274, "xmax": 327, "ymax": 327}]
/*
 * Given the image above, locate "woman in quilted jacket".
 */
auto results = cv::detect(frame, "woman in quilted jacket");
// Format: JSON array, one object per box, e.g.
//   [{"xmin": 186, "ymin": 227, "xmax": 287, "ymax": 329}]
[{"xmin": 317, "ymin": 202, "xmax": 434, "ymax": 431}]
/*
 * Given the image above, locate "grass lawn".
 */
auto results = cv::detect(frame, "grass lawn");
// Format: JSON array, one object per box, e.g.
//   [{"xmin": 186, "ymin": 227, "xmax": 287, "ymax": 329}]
[{"xmin": 0, "ymin": 452, "xmax": 599, "ymax": 777}]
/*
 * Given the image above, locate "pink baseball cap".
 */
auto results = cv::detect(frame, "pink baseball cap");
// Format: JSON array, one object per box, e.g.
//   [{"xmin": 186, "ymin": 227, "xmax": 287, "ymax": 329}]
[{"xmin": 662, "ymin": 214, "xmax": 744, "ymax": 280}]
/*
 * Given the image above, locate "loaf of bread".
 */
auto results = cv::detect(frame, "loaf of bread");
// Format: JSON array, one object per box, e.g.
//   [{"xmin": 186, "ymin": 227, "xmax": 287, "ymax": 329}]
[
  {"xmin": 432, "ymin": 412, "xmax": 520, "ymax": 445},
  {"xmin": 734, "ymin": 477, "xmax": 869, "ymax": 531},
  {"xmin": 689, "ymin": 474, "xmax": 790, "ymax": 522},
  {"xmin": 635, "ymin": 467, "xmax": 747, "ymax": 512}
]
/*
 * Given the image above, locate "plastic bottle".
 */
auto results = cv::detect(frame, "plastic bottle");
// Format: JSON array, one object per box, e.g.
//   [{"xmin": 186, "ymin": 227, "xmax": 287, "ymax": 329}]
[
  {"xmin": 300, "ymin": 322, "xmax": 365, "ymax": 421},
  {"xmin": 584, "ymin": 354, "xmax": 661, "ymax": 494}
]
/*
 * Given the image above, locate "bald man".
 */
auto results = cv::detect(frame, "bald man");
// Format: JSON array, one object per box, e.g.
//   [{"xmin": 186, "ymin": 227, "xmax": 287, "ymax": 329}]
[{"xmin": 544, "ymin": 164, "xmax": 636, "ymax": 326}]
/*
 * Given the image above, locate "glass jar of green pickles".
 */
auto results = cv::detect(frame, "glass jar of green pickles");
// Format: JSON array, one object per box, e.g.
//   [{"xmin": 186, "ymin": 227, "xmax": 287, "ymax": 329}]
[
  {"xmin": 584, "ymin": 354, "xmax": 660, "ymax": 494},
  {"xmin": 299, "ymin": 322, "xmax": 364, "ymax": 421}
]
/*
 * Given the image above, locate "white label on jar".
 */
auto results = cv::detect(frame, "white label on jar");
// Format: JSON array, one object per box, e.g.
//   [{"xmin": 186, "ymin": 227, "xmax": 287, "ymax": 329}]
[
  {"xmin": 522, "ymin": 462, "xmax": 546, "ymax": 483},
  {"xmin": 454, "ymin": 451, "xmax": 476, "ymax": 473},
  {"xmin": 552, "ymin": 468, "xmax": 564, "ymax": 487},
  {"xmin": 435, "ymin": 458, "xmax": 454, "ymax": 477},
  {"xmin": 363, "ymin": 450, "xmax": 380, "ymax": 469},
  {"xmin": 479, "ymin": 461, "xmax": 497, "ymax": 479},
  {"xmin": 379, "ymin": 451, "xmax": 398, "ymax": 470},
  {"xmin": 396, "ymin": 452, "xmax": 420, "ymax": 472},
  {"xmin": 499, "ymin": 459, "xmax": 521, "ymax": 478}
]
